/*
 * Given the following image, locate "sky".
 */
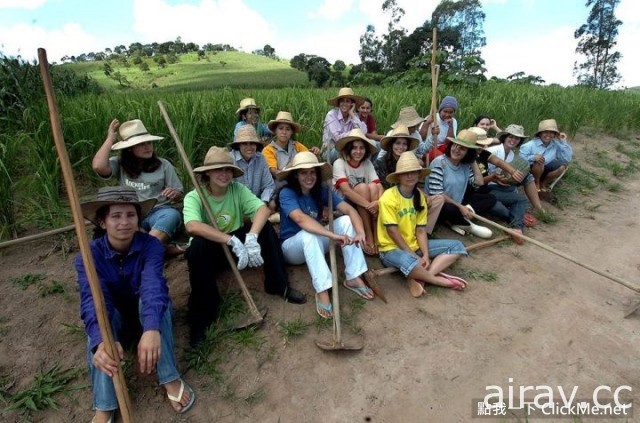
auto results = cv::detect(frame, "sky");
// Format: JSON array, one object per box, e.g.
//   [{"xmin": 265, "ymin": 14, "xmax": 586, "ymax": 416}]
[{"xmin": 0, "ymin": 0, "xmax": 638, "ymax": 87}]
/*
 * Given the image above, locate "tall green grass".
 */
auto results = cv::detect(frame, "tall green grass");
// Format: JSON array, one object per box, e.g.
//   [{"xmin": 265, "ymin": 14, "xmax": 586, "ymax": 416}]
[{"xmin": 1, "ymin": 83, "xmax": 639, "ymax": 238}]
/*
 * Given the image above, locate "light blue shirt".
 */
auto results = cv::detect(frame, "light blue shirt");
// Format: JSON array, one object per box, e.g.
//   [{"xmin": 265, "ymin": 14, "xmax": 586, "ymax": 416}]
[
  {"xmin": 231, "ymin": 149, "xmax": 275, "ymax": 202},
  {"xmin": 234, "ymin": 121, "xmax": 271, "ymax": 139},
  {"xmin": 519, "ymin": 137, "xmax": 573, "ymax": 165}
]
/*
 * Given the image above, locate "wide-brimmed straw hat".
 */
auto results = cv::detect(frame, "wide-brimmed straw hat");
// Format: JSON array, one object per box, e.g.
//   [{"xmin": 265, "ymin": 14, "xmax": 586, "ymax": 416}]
[
  {"xmin": 327, "ymin": 87, "xmax": 364, "ymax": 107},
  {"xmin": 193, "ymin": 146, "xmax": 244, "ymax": 176},
  {"xmin": 334, "ymin": 128, "xmax": 377, "ymax": 156},
  {"xmin": 447, "ymin": 129, "xmax": 482, "ymax": 149},
  {"xmin": 80, "ymin": 186, "xmax": 156, "ymax": 225},
  {"xmin": 497, "ymin": 124, "xmax": 528, "ymax": 144},
  {"xmin": 235, "ymin": 98, "xmax": 260, "ymax": 117},
  {"xmin": 467, "ymin": 127, "xmax": 492, "ymax": 146},
  {"xmin": 535, "ymin": 119, "xmax": 560, "ymax": 137},
  {"xmin": 267, "ymin": 111, "xmax": 301, "ymax": 133},
  {"xmin": 380, "ymin": 124, "xmax": 419, "ymax": 151},
  {"xmin": 386, "ymin": 151, "xmax": 431, "ymax": 184},
  {"xmin": 111, "ymin": 119, "xmax": 163, "ymax": 150},
  {"xmin": 390, "ymin": 106, "xmax": 425, "ymax": 129},
  {"xmin": 230, "ymin": 125, "xmax": 263, "ymax": 151},
  {"xmin": 276, "ymin": 151, "xmax": 332, "ymax": 181}
]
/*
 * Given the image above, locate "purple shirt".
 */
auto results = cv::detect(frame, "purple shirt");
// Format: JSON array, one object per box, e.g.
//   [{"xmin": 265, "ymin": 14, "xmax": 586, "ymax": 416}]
[
  {"xmin": 322, "ymin": 108, "xmax": 367, "ymax": 151},
  {"xmin": 76, "ymin": 232, "xmax": 169, "ymax": 351}
]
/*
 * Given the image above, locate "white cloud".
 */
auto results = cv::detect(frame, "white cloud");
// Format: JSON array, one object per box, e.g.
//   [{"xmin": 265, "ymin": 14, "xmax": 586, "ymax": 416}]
[
  {"xmin": 482, "ymin": 25, "xmax": 577, "ymax": 86},
  {"xmin": 132, "ymin": 0, "xmax": 276, "ymax": 53},
  {"xmin": 0, "ymin": 0, "xmax": 46, "ymax": 9},
  {"xmin": 278, "ymin": 26, "xmax": 363, "ymax": 64},
  {"xmin": 308, "ymin": 0, "xmax": 354, "ymax": 21}
]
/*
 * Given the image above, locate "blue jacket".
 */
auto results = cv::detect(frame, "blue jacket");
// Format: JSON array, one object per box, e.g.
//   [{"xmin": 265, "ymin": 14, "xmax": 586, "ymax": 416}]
[{"xmin": 76, "ymin": 232, "xmax": 169, "ymax": 351}]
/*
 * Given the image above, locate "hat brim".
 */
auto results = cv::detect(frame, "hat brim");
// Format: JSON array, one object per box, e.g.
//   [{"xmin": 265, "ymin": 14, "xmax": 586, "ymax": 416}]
[
  {"xmin": 386, "ymin": 167, "xmax": 430, "ymax": 184},
  {"xmin": 276, "ymin": 162, "xmax": 332, "ymax": 182},
  {"xmin": 447, "ymin": 136, "xmax": 482, "ymax": 149},
  {"xmin": 327, "ymin": 95, "xmax": 365, "ymax": 108},
  {"xmin": 235, "ymin": 106, "xmax": 260, "ymax": 117},
  {"xmin": 497, "ymin": 130, "xmax": 528, "ymax": 141},
  {"xmin": 193, "ymin": 163, "xmax": 244, "ymax": 177},
  {"xmin": 80, "ymin": 198, "xmax": 157, "ymax": 226},
  {"xmin": 230, "ymin": 140, "xmax": 264, "ymax": 152},
  {"xmin": 390, "ymin": 117, "xmax": 425, "ymax": 129},
  {"xmin": 335, "ymin": 135, "xmax": 377, "ymax": 155},
  {"xmin": 111, "ymin": 134, "xmax": 163, "ymax": 150},
  {"xmin": 475, "ymin": 139, "xmax": 494, "ymax": 147},
  {"xmin": 380, "ymin": 134, "xmax": 419, "ymax": 151},
  {"xmin": 267, "ymin": 120, "xmax": 301, "ymax": 133}
]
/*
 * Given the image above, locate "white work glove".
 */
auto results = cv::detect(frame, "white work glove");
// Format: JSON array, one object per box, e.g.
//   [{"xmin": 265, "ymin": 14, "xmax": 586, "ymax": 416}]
[
  {"xmin": 244, "ymin": 233, "xmax": 264, "ymax": 268},
  {"xmin": 227, "ymin": 235, "xmax": 249, "ymax": 270}
]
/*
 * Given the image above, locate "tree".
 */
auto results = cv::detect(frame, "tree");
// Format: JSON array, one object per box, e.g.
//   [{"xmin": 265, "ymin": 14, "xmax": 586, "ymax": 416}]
[
  {"xmin": 333, "ymin": 60, "xmax": 346, "ymax": 72},
  {"xmin": 290, "ymin": 53, "xmax": 308, "ymax": 71},
  {"xmin": 263, "ymin": 44, "xmax": 275, "ymax": 58},
  {"xmin": 574, "ymin": 0, "xmax": 622, "ymax": 88},
  {"xmin": 306, "ymin": 56, "xmax": 331, "ymax": 87},
  {"xmin": 358, "ymin": 24, "xmax": 383, "ymax": 71}
]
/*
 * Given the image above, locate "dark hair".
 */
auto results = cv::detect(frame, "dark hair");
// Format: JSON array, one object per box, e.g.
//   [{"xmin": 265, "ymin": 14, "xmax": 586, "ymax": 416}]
[
  {"xmin": 499, "ymin": 133, "xmax": 524, "ymax": 147},
  {"xmin": 342, "ymin": 140, "xmax": 371, "ymax": 161},
  {"xmin": 413, "ymin": 186, "xmax": 425, "ymax": 213},
  {"xmin": 362, "ymin": 97, "xmax": 373, "ymax": 108},
  {"xmin": 120, "ymin": 147, "xmax": 161, "ymax": 179},
  {"xmin": 238, "ymin": 108, "xmax": 259, "ymax": 123},
  {"xmin": 280, "ymin": 167, "xmax": 323, "ymax": 213},
  {"xmin": 473, "ymin": 115, "xmax": 491, "ymax": 126},
  {"xmin": 445, "ymin": 142, "xmax": 477, "ymax": 164},
  {"xmin": 92, "ymin": 203, "xmax": 142, "ymax": 239}
]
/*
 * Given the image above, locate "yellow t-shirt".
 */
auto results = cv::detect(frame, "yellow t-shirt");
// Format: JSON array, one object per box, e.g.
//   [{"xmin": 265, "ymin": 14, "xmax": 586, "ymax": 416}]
[{"xmin": 377, "ymin": 186, "xmax": 427, "ymax": 253}]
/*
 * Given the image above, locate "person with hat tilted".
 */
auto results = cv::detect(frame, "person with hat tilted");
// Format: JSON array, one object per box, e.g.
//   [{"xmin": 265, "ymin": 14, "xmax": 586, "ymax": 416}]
[
  {"xmin": 183, "ymin": 147, "xmax": 306, "ymax": 346},
  {"xmin": 322, "ymin": 87, "xmax": 368, "ymax": 164},
  {"xmin": 262, "ymin": 111, "xmax": 321, "ymax": 179},
  {"xmin": 378, "ymin": 152, "xmax": 468, "ymax": 297},
  {"xmin": 230, "ymin": 125, "xmax": 274, "ymax": 203},
  {"xmin": 92, "ymin": 119, "xmax": 185, "ymax": 256},
  {"xmin": 276, "ymin": 152, "xmax": 375, "ymax": 318},
  {"xmin": 77, "ymin": 187, "xmax": 195, "ymax": 422},
  {"xmin": 427, "ymin": 129, "xmax": 496, "ymax": 238},
  {"xmin": 519, "ymin": 118, "xmax": 573, "ymax": 192},
  {"xmin": 332, "ymin": 128, "xmax": 384, "ymax": 256},
  {"xmin": 233, "ymin": 97, "xmax": 271, "ymax": 139}
]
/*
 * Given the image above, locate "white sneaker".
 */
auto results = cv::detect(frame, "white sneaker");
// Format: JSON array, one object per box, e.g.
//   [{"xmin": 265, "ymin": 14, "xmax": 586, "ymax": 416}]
[
  {"xmin": 464, "ymin": 220, "xmax": 493, "ymax": 239},
  {"xmin": 450, "ymin": 224, "xmax": 470, "ymax": 236}
]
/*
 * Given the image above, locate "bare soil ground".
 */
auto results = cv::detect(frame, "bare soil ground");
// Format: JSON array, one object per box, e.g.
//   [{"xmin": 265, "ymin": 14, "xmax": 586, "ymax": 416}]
[{"xmin": 1, "ymin": 131, "xmax": 639, "ymax": 423}]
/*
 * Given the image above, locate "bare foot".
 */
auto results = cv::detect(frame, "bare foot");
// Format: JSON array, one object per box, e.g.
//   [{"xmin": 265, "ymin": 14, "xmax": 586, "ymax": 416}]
[
  {"xmin": 165, "ymin": 379, "xmax": 192, "ymax": 413},
  {"xmin": 511, "ymin": 228, "xmax": 524, "ymax": 245},
  {"xmin": 407, "ymin": 278, "xmax": 425, "ymax": 297}
]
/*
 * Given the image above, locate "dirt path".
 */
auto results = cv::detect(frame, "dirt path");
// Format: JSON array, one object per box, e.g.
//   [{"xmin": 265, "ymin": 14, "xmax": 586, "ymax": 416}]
[{"xmin": 1, "ymin": 132, "xmax": 639, "ymax": 422}]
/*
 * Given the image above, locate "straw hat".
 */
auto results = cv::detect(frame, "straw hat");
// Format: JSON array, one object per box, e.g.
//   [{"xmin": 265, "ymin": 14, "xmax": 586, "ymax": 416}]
[
  {"xmin": 467, "ymin": 127, "xmax": 492, "ymax": 146},
  {"xmin": 504, "ymin": 155, "xmax": 531, "ymax": 185},
  {"xmin": 267, "ymin": 111, "xmax": 301, "ymax": 133},
  {"xmin": 334, "ymin": 128, "xmax": 378, "ymax": 156},
  {"xmin": 386, "ymin": 151, "xmax": 430, "ymax": 184},
  {"xmin": 497, "ymin": 124, "xmax": 528, "ymax": 144},
  {"xmin": 193, "ymin": 146, "xmax": 244, "ymax": 176},
  {"xmin": 276, "ymin": 151, "xmax": 332, "ymax": 181},
  {"xmin": 230, "ymin": 125, "xmax": 263, "ymax": 151},
  {"xmin": 535, "ymin": 119, "xmax": 560, "ymax": 137},
  {"xmin": 380, "ymin": 124, "xmax": 419, "ymax": 151},
  {"xmin": 111, "ymin": 119, "xmax": 163, "ymax": 150},
  {"xmin": 390, "ymin": 106, "xmax": 425, "ymax": 129},
  {"xmin": 235, "ymin": 98, "xmax": 260, "ymax": 117},
  {"xmin": 447, "ymin": 129, "xmax": 482, "ymax": 149},
  {"xmin": 80, "ymin": 186, "xmax": 156, "ymax": 225},
  {"xmin": 327, "ymin": 87, "xmax": 364, "ymax": 107}
]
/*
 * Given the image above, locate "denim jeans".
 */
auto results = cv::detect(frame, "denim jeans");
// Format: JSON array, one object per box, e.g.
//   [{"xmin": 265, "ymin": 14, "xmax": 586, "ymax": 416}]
[
  {"xmin": 379, "ymin": 239, "xmax": 467, "ymax": 277},
  {"xmin": 86, "ymin": 303, "xmax": 180, "ymax": 411},
  {"xmin": 281, "ymin": 215, "xmax": 367, "ymax": 292},
  {"xmin": 488, "ymin": 185, "xmax": 530, "ymax": 229},
  {"xmin": 141, "ymin": 205, "xmax": 182, "ymax": 238}
]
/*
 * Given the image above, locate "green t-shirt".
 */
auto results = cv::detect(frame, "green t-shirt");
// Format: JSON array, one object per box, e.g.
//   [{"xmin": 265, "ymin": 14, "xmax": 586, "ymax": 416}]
[{"xmin": 183, "ymin": 182, "xmax": 264, "ymax": 234}]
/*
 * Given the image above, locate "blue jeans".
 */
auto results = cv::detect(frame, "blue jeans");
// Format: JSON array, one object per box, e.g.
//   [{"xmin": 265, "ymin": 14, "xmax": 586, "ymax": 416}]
[
  {"xmin": 488, "ymin": 185, "xmax": 530, "ymax": 229},
  {"xmin": 379, "ymin": 239, "xmax": 467, "ymax": 277},
  {"xmin": 86, "ymin": 303, "xmax": 180, "ymax": 411},
  {"xmin": 141, "ymin": 205, "xmax": 182, "ymax": 238}
]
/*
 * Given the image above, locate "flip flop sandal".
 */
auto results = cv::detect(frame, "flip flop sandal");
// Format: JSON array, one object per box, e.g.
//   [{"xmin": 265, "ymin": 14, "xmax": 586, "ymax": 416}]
[
  {"xmin": 438, "ymin": 272, "xmax": 468, "ymax": 291},
  {"xmin": 343, "ymin": 281, "xmax": 374, "ymax": 300},
  {"xmin": 524, "ymin": 213, "xmax": 537, "ymax": 227},
  {"xmin": 315, "ymin": 294, "xmax": 333, "ymax": 319},
  {"xmin": 167, "ymin": 379, "xmax": 196, "ymax": 414}
]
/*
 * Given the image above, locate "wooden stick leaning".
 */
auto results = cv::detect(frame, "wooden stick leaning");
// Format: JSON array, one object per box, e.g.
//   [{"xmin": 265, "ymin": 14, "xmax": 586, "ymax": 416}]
[
  {"xmin": 470, "ymin": 213, "xmax": 640, "ymax": 294},
  {"xmin": 430, "ymin": 27, "xmax": 439, "ymax": 161},
  {"xmin": 37, "ymin": 48, "xmax": 134, "ymax": 422},
  {"xmin": 157, "ymin": 101, "xmax": 264, "ymax": 324},
  {"xmin": 0, "ymin": 221, "xmax": 91, "ymax": 250}
]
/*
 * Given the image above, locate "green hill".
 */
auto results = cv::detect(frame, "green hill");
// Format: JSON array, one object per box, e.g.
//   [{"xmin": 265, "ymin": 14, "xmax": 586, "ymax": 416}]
[{"xmin": 63, "ymin": 51, "xmax": 311, "ymax": 91}]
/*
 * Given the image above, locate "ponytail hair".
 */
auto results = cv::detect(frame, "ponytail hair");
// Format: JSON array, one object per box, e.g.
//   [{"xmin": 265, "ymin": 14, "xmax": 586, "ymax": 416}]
[{"xmin": 413, "ymin": 186, "xmax": 425, "ymax": 212}]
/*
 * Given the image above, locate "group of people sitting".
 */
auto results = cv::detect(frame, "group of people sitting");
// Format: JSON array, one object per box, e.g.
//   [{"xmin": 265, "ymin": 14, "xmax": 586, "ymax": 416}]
[{"xmin": 77, "ymin": 88, "xmax": 572, "ymax": 422}]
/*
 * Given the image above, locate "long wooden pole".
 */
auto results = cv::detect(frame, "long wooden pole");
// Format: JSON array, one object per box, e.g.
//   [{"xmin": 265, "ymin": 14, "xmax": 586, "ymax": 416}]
[
  {"xmin": 37, "ymin": 49, "xmax": 134, "ymax": 422},
  {"xmin": 157, "ymin": 101, "xmax": 263, "ymax": 322},
  {"xmin": 0, "ymin": 221, "xmax": 91, "ymax": 250},
  {"xmin": 430, "ymin": 27, "xmax": 439, "ymax": 162}
]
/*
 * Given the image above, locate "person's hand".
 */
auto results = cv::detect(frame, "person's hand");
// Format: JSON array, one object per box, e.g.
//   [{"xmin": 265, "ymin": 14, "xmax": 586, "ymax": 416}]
[
  {"xmin": 107, "ymin": 119, "xmax": 119, "ymax": 143},
  {"xmin": 161, "ymin": 187, "xmax": 182, "ymax": 201},
  {"xmin": 137, "ymin": 330, "xmax": 161, "ymax": 375},
  {"xmin": 559, "ymin": 132, "xmax": 567, "ymax": 141},
  {"xmin": 431, "ymin": 125, "xmax": 440, "ymax": 136},
  {"xmin": 459, "ymin": 204, "xmax": 473, "ymax": 219},
  {"xmin": 534, "ymin": 154, "xmax": 545, "ymax": 164},
  {"xmin": 424, "ymin": 114, "xmax": 434, "ymax": 125},
  {"xmin": 93, "ymin": 341, "xmax": 124, "ymax": 377},
  {"xmin": 352, "ymin": 232, "xmax": 366, "ymax": 247},
  {"xmin": 243, "ymin": 233, "xmax": 263, "ymax": 268},
  {"xmin": 495, "ymin": 174, "xmax": 510, "ymax": 187},
  {"xmin": 418, "ymin": 256, "xmax": 430, "ymax": 269},
  {"xmin": 365, "ymin": 201, "xmax": 378, "ymax": 215},
  {"xmin": 510, "ymin": 170, "xmax": 524, "ymax": 183},
  {"xmin": 333, "ymin": 232, "xmax": 352, "ymax": 246},
  {"xmin": 309, "ymin": 146, "xmax": 321, "ymax": 157},
  {"xmin": 227, "ymin": 236, "xmax": 249, "ymax": 270}
]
